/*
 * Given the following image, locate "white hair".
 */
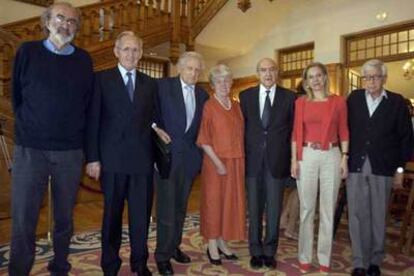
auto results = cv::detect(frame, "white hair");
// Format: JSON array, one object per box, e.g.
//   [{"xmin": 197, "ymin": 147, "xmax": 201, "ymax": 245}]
[
  {"xmin": 177, "ymin": 51, "xmax": 205, "ymax": 71},
  {"xmin": 361, "ymin": 59, "xmax": 387, "ymax": 76}
]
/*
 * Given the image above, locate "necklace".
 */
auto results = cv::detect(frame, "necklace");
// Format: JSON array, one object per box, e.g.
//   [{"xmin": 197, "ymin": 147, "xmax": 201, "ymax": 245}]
[{"xmin": 214, "ymin": 94, "xmax": 232, "ymax": 110}]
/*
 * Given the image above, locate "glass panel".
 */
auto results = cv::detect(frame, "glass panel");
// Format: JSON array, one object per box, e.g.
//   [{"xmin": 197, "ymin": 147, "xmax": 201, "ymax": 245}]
[
  {"xmin": 390, "ymin": 33, "xmax": 397, "ymax": 43},
  {"xmin": 383, "ymin": 45, "xmax": 389, "ymax": 55},
  {"xmin": 292, "ymin": 62, "xmax": 296, "ymax": 70},
  {"xmin": 350, "ymin": 52, "xmax": 357, "ymax": 61},
  {"xmin": 282, "ymin": 79, "xmax": 291, "ymax": 88},
  {"xmin": 376, "ymin": 36, "xmax": 383, "ymax": 46},
  {"xmin": 357, "ymin": 50, "xmax": 365, "ymax": 59},
  {"xmin": 409, "ymin": 40, "xmax": 414, "ymax": 52},
  {"xmin": 399, "ymin": 31, "xmax": 408, "ymax": 42},
  {"xmin": 383, "ymin": 34, "xmax": 389, "ymax": 44},
  {"xmin": 375, "ymin": 46, "xmax": 382, "ymax": 57},
  {"xmin": 357, "ymin": 40, "xmax": 365, "ymax": 49},
  {"xmin": 390, "ymin": 44, "xmax": 397, "ymax": 55},
  {"xmin": 366, "ymin": 37, "xmax": 375, "ymax": 48},
  {"xmin": 295, "ymin": 78, "xmax": 302, "ymax": 87},
  {"xmin": 302, "ymin": 60, "xmax": 307, "ymax": 68},
  {"xmin": 350, "ymin": 41, "xmax": 357, "ymax": 51},
  {"xmin": 399, "ymin": 42, "xmax": 408, "ymax": 53},
  {"xmin": 366, "ymin": 48, "xmax": 375, "ymax": 58},
  {"xmin": 410, "ymin": 29, "xmax": 414, "ymax": 40}
]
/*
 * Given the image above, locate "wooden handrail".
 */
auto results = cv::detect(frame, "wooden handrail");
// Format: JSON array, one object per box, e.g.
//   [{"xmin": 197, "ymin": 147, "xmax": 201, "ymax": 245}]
[{"xmin": 0, "ymin": 0, "xmax": 227, "ymax": 143}]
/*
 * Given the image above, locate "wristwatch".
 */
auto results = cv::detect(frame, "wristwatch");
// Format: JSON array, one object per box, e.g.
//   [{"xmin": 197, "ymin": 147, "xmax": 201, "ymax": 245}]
[{"xmin": 396, "ymin": 167, "xmax": 404, "ymax": 173}]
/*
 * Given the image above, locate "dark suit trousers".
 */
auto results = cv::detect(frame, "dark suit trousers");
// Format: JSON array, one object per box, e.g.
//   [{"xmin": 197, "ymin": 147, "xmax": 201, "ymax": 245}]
[
  {"xmin": 100, "ymin": 172, "xmax": 153, "ymax": 274},
  {"xmin": 9, "ymin": 146, "xmax": 83, "ymax": 276},
  {"xmin": 155, "ymin": 156, "xmax": 194, "ymax": 262},
  {"xmin": 246, "ymin": 158, "xmax": 286, "ymax": 257}
]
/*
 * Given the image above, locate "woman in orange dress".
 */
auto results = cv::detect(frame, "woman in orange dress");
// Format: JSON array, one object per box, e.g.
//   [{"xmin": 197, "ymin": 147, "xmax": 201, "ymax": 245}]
[{"xmin": 197, "ymin": 64, "xmax": 246, "ymax": 265}]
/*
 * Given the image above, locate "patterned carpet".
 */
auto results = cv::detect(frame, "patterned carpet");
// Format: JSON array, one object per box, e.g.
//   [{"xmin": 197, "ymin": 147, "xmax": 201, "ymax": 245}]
[{"xmin": 0, "ymin": 213, "xmax": 413, "ymax": 275}]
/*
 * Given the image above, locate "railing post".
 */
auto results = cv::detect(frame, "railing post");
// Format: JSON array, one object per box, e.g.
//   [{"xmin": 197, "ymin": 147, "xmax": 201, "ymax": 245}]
[
  {"xmin": 186, "ymin": 0, "xmax": 195, "ymax": 51},
  {"xmin": 170, "ymin": 0, "xmax": 181, "ymax": 64}
]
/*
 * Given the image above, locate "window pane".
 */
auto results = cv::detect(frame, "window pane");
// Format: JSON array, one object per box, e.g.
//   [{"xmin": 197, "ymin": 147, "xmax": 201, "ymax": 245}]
[
  {"xmin": 399, "ymin": 42, "xmax": 408, "ymax": 53},
  {"xmin": 367, "ymin": 37, "xmax": 375, "ymax": 48},
  {"xmin": 399, "ymin": 31, "xmax": 408, "ymax": 42}
]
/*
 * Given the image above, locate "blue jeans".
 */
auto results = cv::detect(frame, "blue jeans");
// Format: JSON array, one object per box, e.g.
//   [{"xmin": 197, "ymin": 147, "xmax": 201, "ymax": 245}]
[{"xmin": 8, "ymin": 146, "xmax": 83, "ymax": 276}]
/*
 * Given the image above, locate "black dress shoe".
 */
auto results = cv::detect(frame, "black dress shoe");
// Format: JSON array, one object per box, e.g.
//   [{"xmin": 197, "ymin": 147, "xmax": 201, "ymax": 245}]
[
  {"xmin": 156, "ymin": 261, "xmax": 174, "ymax": 276},
  {"xmin": 352, "ymin": 268, "xmax": 367, "ymax": 276},
  {"xmin": 250, "ymin": 256, "xmax": 263, "ymax": 269},
  {"xmin": 206, "ymin": 249, "xmax": 222, "ymax": 265},
  {"xmin": 218, "ymin": 248, "xmax": 238, "ymax": 260},
  {"xmin": 262, "ymin": 256, "xmax": 277, "ymax": 269},
  {"xmin": 367, "ymin": 264, "xmax": 381, "ymax": 276},
  {"xmin": 172, "ymin": 248, "xmax": 191, "ymax": 263},
  {"xmin": 133, "ymin": 264, "xmax": 152, "ymax": 276}
]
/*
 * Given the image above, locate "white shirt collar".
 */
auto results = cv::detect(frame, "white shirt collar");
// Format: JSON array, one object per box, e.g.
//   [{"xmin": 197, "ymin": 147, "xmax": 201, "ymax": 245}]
[
  {"xmin": 117, "ymin": 64, "xmax": 136, "ymax": 80},
  {"xmin": 365, "ymin": 89, "xmax": 387, "ymax": 100},
  {"xmin": 260, "ymin": 84, "xmax": 276, "ymax": 96},
  {"xmin": 180, "ymin": 78, "xmax": 195, "ymax": 91}
]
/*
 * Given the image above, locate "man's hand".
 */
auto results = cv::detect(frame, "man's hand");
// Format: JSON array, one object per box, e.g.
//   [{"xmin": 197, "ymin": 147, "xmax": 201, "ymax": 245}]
[
  {"xmin": 340, "ymin": 156, "xmax": 349, "ymax": 179},
  {"xmin": 291, "ymin": 160, "xmax": 299, "ymax": 179},
  {"xmin": 392, "ymin": 170, "xmax": 404, "ymax": 190},
  {"xmin": 86, "ymin": 161, "xmax": 101, "ymax": 181},
  {"xmin": 154, "ymin": 126, "xmax": 172, "ymax": 144}
]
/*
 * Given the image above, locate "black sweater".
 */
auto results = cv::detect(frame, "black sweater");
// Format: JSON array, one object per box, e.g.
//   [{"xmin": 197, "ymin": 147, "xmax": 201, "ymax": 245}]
[
  {"xmin": 347, "ymin": 89, "xmax": 414, "ymax": 176},
  {"xmin": 12, "ymin": 40, "xmax": 94, "ymax": 150}
]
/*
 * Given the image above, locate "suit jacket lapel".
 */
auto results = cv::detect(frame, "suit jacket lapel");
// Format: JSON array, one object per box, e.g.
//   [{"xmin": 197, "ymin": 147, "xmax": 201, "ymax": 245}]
[
  {"xmin": 269, "ymin": 87, "xmax": 284, "ymax": 126},
  {"xmin": 113, "ymin": 68, "xmax": 134, "ymax": 109},
  {"xmin": 251, "ymin": 87, "xmax": 262, "ymax": 126},
  {"xmin": 370, "ymin": 92, "xmax": 389, "ymax": 120},
  {"xmin": 171, "ymin": 77, "xmax": 187, "ymax": 133},
  {"xmin": 188, "ymin": 85, "xmax": 203, "ymax": 131}
]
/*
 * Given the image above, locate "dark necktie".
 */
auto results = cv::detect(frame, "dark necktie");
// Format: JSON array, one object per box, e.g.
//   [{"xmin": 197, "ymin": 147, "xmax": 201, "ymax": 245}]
[
  {"xmin": 126, "ymin": 72, "xmax": 134, "ymax": 102},
  {"xmin": 262, "ymin": 90, "xmax": 271, "ymax": 129}
]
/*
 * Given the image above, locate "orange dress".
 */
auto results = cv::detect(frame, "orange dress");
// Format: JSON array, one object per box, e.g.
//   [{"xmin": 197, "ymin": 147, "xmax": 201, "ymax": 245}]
[{"xmin": 196, "ymin": 97, "xmax": 246, "ymax": 240}]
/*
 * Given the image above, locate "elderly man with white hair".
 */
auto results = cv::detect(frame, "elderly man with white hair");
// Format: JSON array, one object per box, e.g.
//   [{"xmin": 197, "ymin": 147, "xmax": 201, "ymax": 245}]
[
  {"xmin": 153, "ymin": 52, "xmax": 209, "ymax": 275},
  {"xmin": 347, "ymin": 59, "xmax": 414, "ymax": 276}
]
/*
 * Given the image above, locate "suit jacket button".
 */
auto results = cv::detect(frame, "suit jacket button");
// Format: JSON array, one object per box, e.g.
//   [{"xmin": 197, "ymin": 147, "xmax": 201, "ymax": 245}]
[{"xmin": 264, "ymin": 131, "xmax": 268, "ymax": 135}]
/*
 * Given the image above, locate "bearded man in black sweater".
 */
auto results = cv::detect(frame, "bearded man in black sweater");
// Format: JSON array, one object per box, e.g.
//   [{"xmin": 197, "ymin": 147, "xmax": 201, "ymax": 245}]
[{"xmin": 8, "ymin": 2, "xmax": 94, "ymax": 276}]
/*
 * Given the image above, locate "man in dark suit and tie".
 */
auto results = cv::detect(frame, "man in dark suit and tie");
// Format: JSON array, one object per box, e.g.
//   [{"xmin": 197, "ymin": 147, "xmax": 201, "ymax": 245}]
[
  {"xmin": 152, "ymin": 52, "xmax": 209, "ymax": 275},
  {"xmin": 239, "ymin": 58, "xmax": 295, "ymax": 270},
  {"xmin": 86, "ymin": 31, "xmax": 157, "ymax": 276}
]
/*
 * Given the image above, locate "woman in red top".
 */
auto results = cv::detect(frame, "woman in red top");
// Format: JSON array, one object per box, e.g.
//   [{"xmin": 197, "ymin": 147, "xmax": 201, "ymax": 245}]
[{"xmin": 291, "ymin": 62, "xmax": 349, "ymax": 274}]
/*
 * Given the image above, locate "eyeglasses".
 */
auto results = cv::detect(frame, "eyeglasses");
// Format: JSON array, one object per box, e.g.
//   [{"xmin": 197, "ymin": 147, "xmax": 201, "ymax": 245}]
[
  {"xmin": 53, "ymin": 14, "xmax": 78, "ymax": 27},
  {"xmin": 361, "ymin": 75, "xmax": 383, "ymax": 81},
  {"xmin": 258, "ymin": 67, "xmax": 277, "ymax": 74}
]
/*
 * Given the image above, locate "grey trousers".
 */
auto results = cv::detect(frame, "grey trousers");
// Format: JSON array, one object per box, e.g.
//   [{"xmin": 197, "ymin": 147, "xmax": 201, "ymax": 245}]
[
  {"xmin": 347, "ymin": 158, "xmax": 393, "ymax": 269},
  {"xmin": 8, "ymin": 146, "xmax": 83, "ymax": 276}
]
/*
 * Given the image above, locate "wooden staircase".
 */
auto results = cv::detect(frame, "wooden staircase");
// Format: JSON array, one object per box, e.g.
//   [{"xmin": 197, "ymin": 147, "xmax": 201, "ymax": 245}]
[{"xmin": 0, "ymin": 0, "xmax": 228, "ymax": 142}]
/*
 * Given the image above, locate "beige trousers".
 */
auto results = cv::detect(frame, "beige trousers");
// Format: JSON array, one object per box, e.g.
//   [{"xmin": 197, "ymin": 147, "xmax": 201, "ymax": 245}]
[{"xmin": 297, "ymin": 146, "xmax": 341, "ymax": 266}]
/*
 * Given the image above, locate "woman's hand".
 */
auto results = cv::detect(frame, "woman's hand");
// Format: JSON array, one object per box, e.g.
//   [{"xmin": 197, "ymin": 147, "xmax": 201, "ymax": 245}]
[
  {"xmin": 291, "ymin": 160, "xmax": 299, "ymax": 179},
  {"xmin": 216, "ymin": 160, "xmax": 227, "ymax": 175},
  {"xmin": 340, "ymin": 155, "xmax": 348, "ymax": 179}
]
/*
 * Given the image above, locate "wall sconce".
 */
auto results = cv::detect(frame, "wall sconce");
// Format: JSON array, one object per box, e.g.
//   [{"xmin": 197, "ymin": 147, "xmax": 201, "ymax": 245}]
[{"xmin": 403, "ymin": 59, "xmax": 414, "ymax": 80}]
